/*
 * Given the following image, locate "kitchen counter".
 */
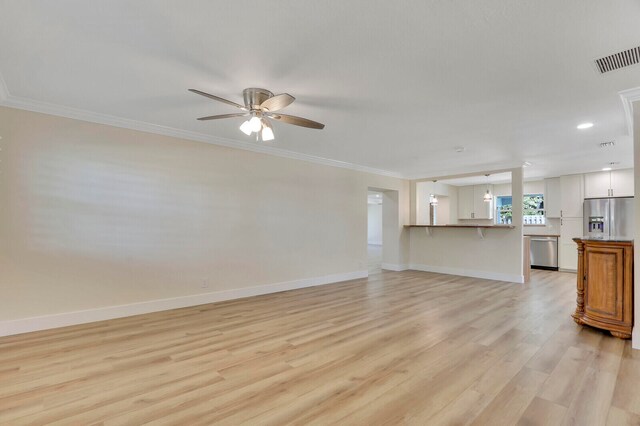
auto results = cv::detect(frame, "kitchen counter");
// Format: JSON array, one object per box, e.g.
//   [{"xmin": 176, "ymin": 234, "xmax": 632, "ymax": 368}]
[
  {"xmin": 406, "ymin": 224, "xmax": 515, "ymax": 239},
  {"xmin": 406, "ymin": 225, "xmax": 515, "ymax": 229},
  {"xmin": 574, "ymin": 236, "xmax": 634, "ymax": 242}
]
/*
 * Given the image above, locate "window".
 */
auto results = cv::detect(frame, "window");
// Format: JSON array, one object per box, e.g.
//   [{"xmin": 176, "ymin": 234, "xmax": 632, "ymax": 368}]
[
  {"xmin": 523, "ymin": 194, "xmax": 545, "ymax": 225},
  {"xmin": 496, "ymin": 194, "xmax": 545, "ymax": 225},
  {"xmin": 496, "ymin": 196, "xmax": 512, "ymax": 224}
]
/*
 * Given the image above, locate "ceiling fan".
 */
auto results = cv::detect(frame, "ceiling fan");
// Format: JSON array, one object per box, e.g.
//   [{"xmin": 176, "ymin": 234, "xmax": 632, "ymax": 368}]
[{"xmin": 189, "ymin": 88, "xmax": 325, "ymax": 141}]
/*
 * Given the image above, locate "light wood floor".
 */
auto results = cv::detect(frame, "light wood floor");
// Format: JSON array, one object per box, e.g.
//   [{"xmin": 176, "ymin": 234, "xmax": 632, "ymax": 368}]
[{"xmin": 1, "ymin": 270, "xmax": 639, "ymax": 425}]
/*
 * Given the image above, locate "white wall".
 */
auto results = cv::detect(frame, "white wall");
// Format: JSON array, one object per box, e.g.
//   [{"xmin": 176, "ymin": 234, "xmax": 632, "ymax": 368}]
[
  {"xmin": 367, "ymin": 204, "xmax": 382, "ymax": 245},
  {"xmin": 409, "ymin": 168, "xmax": 524, "ymax": 283},
  {"xmin": 0, "ymin": 107, "xmax": 410, "ymax": 334}
]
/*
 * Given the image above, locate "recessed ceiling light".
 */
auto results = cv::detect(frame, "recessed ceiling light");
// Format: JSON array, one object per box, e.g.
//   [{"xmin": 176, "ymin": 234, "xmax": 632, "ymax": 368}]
[
  {"xmin": 602, "ymin": 167, "xmax": 612, "ymax": 171},
  {"xmin": 577, "ymin": 122, "xmax": 594, "ymax": 130},
  {"xmin": 523, "ymin": 161, "xmax": 532, "ymax": 167},
  {"xmin": 454, "ymin": 146, "xmax": 465, "ymax": 153}
]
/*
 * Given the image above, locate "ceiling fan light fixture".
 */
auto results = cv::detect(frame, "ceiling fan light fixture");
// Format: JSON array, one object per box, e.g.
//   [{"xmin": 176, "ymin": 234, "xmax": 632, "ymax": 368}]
[
  {"xmin": 239, "ymin": 120, "xmax": 253, "ymax": 135},
  {"xmin": 249, "ymin": 116, "xmax": 262, "ymax": 132},
  {"xmin": 261, "ymin": 120, "xmax": 275, "ymax": 141}
]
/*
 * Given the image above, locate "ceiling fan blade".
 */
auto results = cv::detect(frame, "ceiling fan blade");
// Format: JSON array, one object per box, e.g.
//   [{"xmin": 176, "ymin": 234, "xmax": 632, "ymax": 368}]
[
  {"xmin": 189, "ymin": 89, "xmax": 247, "ymax": 110},
  {"xmin": 268, "ymin": 113, "xmax": 325, "ymax": 129},
  {"xmin": 260, "ymin": 93, "xmax": 295, "ymax": 112},
  {"xmin": 197, "ymin": 113, "xmax": 248, "ymax": 121}
]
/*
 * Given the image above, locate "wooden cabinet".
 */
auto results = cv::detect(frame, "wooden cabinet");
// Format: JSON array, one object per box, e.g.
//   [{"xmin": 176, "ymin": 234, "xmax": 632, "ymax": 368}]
[
  {"xmin": 572, "ymin": 238, "xmax": 633, "ymax": 339},
  {"xmin": 545, "ymin": 177, "xmax": 561, "ymax": 218},
  {"xmin": 584, "ymin": 169, "xmax": 634, "ymax": 199},
  {"xmin": 560, "ymin": 174, "xmax": 584, "ymax": 217},
  {"xmin": 457, "ymin": 185, "xmax": 493, "ymax": 220}
]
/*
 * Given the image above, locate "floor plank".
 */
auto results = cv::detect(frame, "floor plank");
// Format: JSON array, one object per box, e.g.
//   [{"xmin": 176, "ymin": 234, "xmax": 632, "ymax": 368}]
[{"xmin": 0, "ymin": 269, "xmax": 637, "ymax": 425}]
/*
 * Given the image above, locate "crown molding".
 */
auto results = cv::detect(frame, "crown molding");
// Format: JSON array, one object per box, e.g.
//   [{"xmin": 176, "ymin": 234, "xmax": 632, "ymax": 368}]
[
  {"xmin": 620, "ymin": 87, "xmax": 640, "ymax": 136},
  {"xmin": 0, "ymin": 93, "xmax": 404, "ymax": 179}
]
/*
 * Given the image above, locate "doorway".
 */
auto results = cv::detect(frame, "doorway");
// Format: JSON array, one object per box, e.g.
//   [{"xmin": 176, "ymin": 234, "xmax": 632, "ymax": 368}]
[{"xmin": 367, "ymin": 190, "xmax": 383, "ymax": 274}]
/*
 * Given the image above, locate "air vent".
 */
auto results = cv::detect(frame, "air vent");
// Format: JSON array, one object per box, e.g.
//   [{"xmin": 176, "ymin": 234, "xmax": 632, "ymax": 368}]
[
  {"xmin": 594, "ymin": 46, "xmax": 640, "ymax": 74},
  {"xmin": 599, "ymin": 141, "xmax": 615, "ymax": 148}
]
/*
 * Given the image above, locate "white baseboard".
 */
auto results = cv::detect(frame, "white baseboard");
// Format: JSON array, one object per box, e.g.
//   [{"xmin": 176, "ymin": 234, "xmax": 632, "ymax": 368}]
[
  {"xmin": 0, "ymin": 270, "xmax": 368, "ymax": 337},
  {"xmin": 409, "ymin": 263, "xmax": 524, "ymax": 284},
  {"xmin": 633, "ymin": 328, "xmax": 640, "ymax": 350},
  {"xmin": 381, "ymin": 263, "xmax": 409, "ymax": 271}
]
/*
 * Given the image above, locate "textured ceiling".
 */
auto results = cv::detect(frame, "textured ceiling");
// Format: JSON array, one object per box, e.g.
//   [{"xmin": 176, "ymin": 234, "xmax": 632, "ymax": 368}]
[{"xmin": 1, "ymin": 0, "xmax": 639, "ymax": 179}]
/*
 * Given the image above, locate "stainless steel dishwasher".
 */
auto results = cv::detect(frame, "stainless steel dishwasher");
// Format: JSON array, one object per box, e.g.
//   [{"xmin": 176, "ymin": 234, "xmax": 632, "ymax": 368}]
[{"xmin": 530, "ymin": 236, "xmax": 559, "ymax": 271}]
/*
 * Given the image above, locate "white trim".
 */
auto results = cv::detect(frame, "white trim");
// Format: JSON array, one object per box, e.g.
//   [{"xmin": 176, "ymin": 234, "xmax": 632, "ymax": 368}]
[
  {"xmin": 620, "ymin": 87, "xmax": 640, "ymax": 136},
  {"xmin": 409, "ymin": 263, "xmax": 524, "ymax": 284},
  {"xmin": 633, "ymin": 328, "xmax": 640, "ymax": 350},
  {"xmin": 0, "ymin": 72, "xmax": 8, "ymax": 101},
  {"xmin": 0, "ymin": 93, "xmax": 403, "ymax": 178},
  {"xmin": 381, "ymin": 263, "xmax": 409, "ymax": 271},
  {"xmin": 0, "ymin": 270, "xmax": 367, "ymax": 337}
]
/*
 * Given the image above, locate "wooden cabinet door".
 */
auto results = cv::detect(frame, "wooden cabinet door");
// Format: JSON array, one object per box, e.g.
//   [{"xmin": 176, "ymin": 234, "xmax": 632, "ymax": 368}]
[
  {"xmin": 457, "ymin": 186, "xmax": 474, "ymax": 219},
  {"xmin": 560, "ymin": 175, "xmax": 584, "ymax": 217},
  {"xmin": 611, "ymin": 169, "xmax": 634, "ymax": 197},
  {"xmin": 584, "ymin": 246, "xmax": 624, "ymax": 322},
  {"xmin": 584, "ymin": 172, "xmax": 610, "ymax": 199}
]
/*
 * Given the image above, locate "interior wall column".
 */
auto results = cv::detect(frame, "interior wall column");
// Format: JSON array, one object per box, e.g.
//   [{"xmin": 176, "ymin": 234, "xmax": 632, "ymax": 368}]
[{"xmin": 633, "ymin": 100, "xmax": 640, "ymax": 350}]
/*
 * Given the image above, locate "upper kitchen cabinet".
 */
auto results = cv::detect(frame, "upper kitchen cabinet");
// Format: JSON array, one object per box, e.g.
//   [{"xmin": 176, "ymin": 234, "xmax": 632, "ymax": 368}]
[
  {"xmin": 583, "ymin": 172, "xmax": 610, "ymax": 199},
  {"xmin": 457, "ymin": 185, "xmax": 494, "ymax": 220},
  {"xmin": 584, "ymin": 169, "xmax": 634, "ymax": 198},
  {"xmin": 611, "ymin": 169, "xmax": 634, "ymax": 197},
  {"xmin": 473, "ymin": 185, "xmax": 494, "ymax": 219},
  {"xmin": 544, "ymin": 177, "xmax": 561, "ymax": 218},
  {"xmin": 560, "ymin": 174, "xmax": 584, "ymax": 218},
  {"xmin": 457, "ymin": 186, "xmax": 474, "ymax": 219}
]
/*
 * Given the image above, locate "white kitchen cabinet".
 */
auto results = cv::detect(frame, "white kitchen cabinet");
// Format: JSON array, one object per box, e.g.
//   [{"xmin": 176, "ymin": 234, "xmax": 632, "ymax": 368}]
[
  {"xmin": 559, "ymin": 217, "xmax": 582, "ymax": 271},
  {"xmin": 584, "ymin": 168, "xmax": 634, "ymax": 198},
  {"xmin": 457, "ymin": 185, "xmax": 493, "ymax": 219},
  {"xmin": 544, "ymin": 177, "xmax": 561, "ymax": 218},
  {"xmin": 611, "ymin": 169, "xmax": 634, "ymax": 197},
  {"xmin": 473, "ymin": 185, "xmax": 493, "ymax": 219},
  {"xmin": 584, "ymin": 172, "xmax": 610, "ymax": 199},
  {"xmin": 560, "ymin": 174, "xmax": 584, "ymax": 218},
  {"xmin": 457, "ymin": 186, "xmax": 474, "ymax": 219}
]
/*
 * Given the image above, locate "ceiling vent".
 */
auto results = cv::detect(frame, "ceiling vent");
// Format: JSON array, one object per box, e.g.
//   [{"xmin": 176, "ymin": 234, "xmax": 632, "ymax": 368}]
[
  {"xmin": 594, "ymin": 46, "xmax": 640, "ymax": 74},
  {"xmin": 599, "ymin": 141, "xmax": 615, "ymax": 148}
]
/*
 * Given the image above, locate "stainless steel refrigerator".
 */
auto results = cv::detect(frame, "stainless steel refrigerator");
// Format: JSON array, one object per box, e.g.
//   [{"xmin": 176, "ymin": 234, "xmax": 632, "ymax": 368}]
[{"xmin": 583, "ymin": 197, "xmax": 634, "ymax": 239}]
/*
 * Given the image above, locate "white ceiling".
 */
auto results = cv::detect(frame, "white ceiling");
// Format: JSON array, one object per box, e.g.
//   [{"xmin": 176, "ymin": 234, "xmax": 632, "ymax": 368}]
[{"xmin": 1, "ymin": 1, "xmax": 640, "ymax": 180}]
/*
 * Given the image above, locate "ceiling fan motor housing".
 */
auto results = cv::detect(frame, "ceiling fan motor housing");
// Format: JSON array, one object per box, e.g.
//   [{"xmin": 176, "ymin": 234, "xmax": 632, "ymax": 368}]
[{"xmin": 243, "ymin": 88, "xmax": 274, "ymax": 110}]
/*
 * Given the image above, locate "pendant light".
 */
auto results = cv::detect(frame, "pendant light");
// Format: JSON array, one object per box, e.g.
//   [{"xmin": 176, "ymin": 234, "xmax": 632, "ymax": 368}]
[
  {"xmin": 429, "ymin": 180, "xmax": 438, "ymax": 206},
  {"xmin": 483, "ymin": 174, "xmax": 492, "ymax": 202}
]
